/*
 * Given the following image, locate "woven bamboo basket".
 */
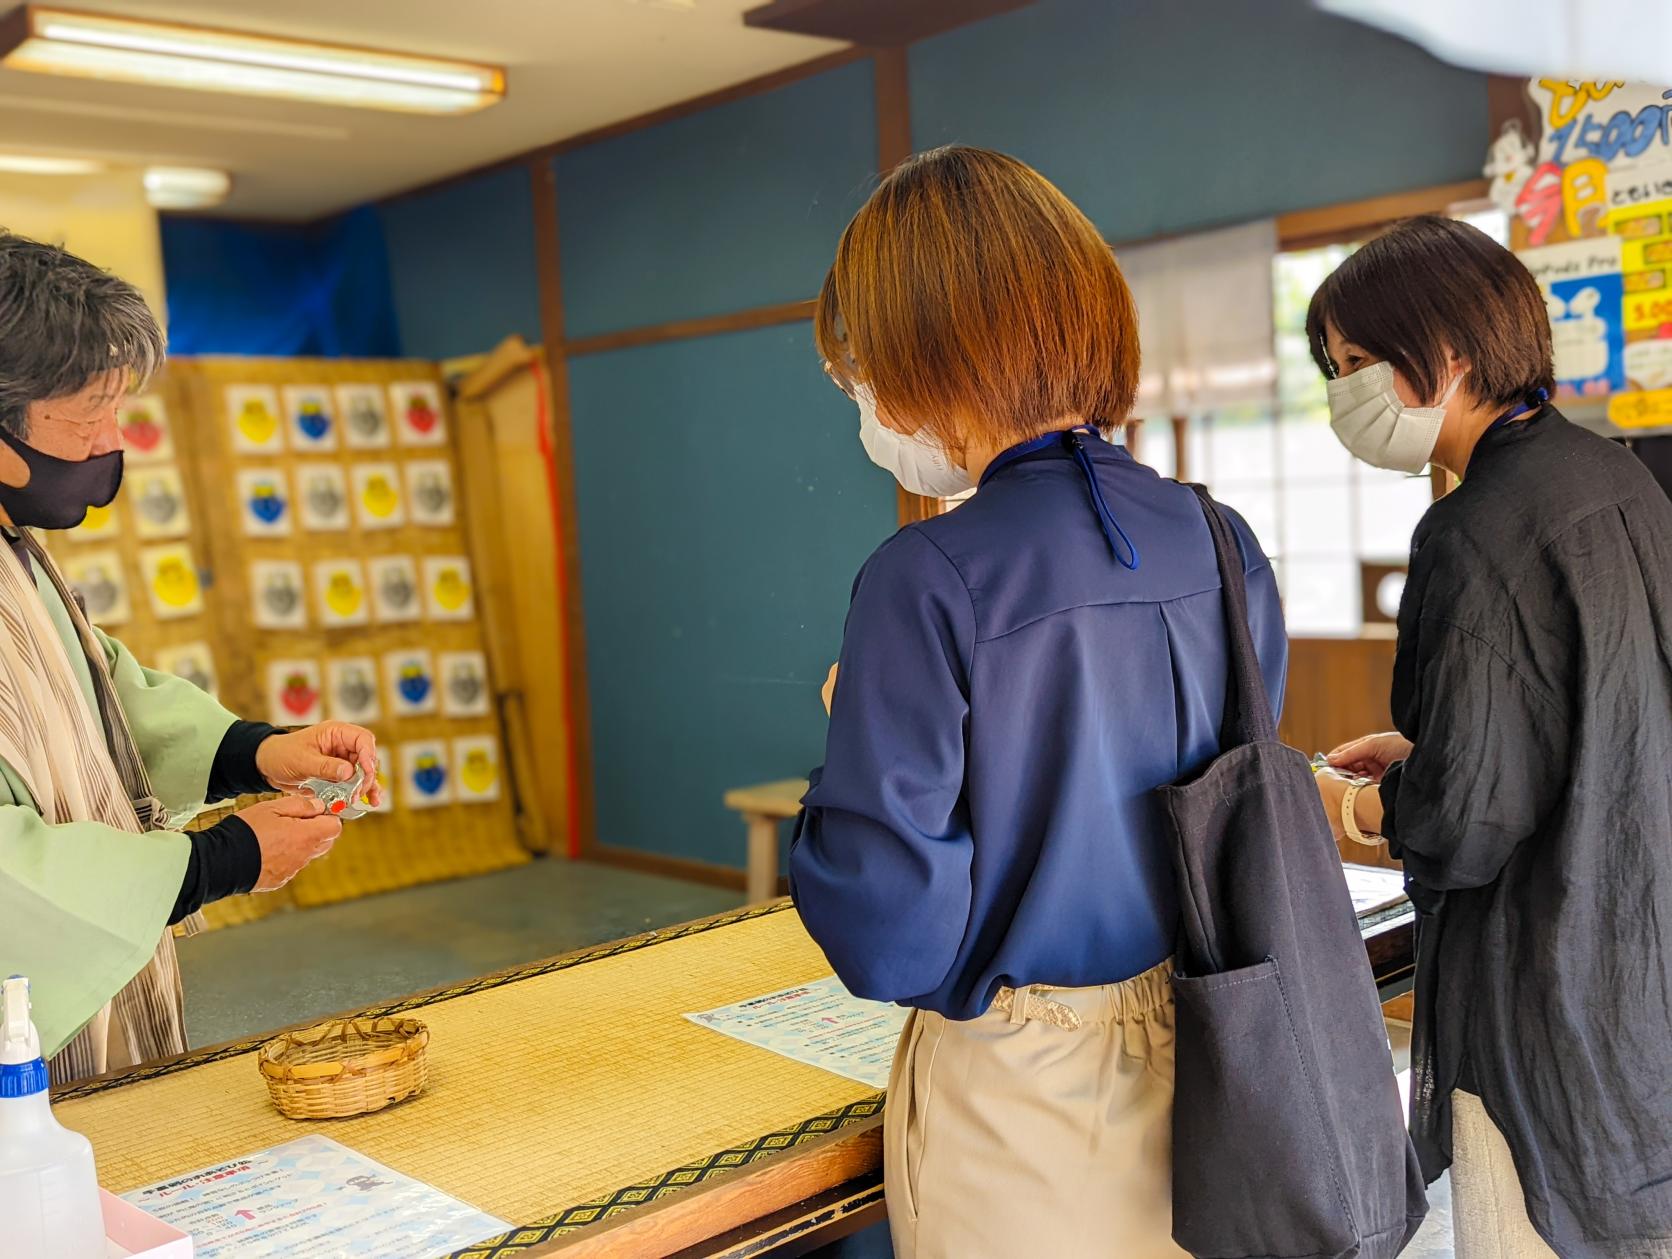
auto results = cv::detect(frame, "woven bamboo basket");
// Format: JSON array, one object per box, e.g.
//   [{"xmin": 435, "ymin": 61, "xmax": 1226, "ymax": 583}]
[{"xmin": 257, "ymin": 1016, "xmax": 429, "ymax": 1119}]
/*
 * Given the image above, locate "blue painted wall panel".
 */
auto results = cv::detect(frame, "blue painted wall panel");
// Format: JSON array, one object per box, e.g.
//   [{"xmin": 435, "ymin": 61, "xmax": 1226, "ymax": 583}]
[
  {"xmin": 378, "ymin": 164, "xmax": 543, "ymax": 360},
  {"xmin": 160, "ymin": 207, "xmax": 400, "ymax": 357},
  {"xmin": 909, "ymin": 0, "xmax": 1489, "ymax": 241},
  {"xmin": 554, "ymin": 60, "xmax": 876, "ymax": 340},
  {"xmin": 568, "ymin": 324, "xmax": 896, "ymax": 865}
]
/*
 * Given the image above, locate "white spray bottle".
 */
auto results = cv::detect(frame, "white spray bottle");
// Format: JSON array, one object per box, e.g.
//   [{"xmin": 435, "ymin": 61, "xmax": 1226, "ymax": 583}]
[{"xmin": 0, "ymin": 976, "xmax": 106, "ymax": 1258}]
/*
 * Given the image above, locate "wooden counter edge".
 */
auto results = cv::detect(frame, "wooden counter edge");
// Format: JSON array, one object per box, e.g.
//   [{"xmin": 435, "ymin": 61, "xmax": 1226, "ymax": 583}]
[{"xmin": 529, "ymin": 1117, "xmax": 884, "ymax": 1258}]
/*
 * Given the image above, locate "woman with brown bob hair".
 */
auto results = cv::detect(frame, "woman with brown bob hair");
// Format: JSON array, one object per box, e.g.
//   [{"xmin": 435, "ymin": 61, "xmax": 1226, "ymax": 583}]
[
  {"xmin": 1309, "ymin": 216, "xmax": 1672, "ymax": 1258},
  {"xmin": 790, "ymin": 146, "xmax": 1287, "ymax": 1257}
]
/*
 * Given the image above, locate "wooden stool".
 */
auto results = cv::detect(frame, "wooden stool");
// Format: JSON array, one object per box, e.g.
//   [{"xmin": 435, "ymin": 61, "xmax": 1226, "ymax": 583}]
[{"xmin": 723, "ymin": 779, "xmax": 809, "ymax": 904}]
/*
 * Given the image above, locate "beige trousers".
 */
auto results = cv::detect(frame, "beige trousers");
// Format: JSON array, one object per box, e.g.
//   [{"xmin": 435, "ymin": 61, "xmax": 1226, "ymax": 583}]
[
  {"xmin": 1452, "ymin": 1089, "xmax": 1558, "ymax": 1259},
  {"xmin": 884, "ymin": 959, "xmax": 1186, "ymax": 1259}
]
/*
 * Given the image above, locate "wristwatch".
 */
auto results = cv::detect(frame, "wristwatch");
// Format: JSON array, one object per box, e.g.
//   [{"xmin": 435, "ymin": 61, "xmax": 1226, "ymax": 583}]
[{"xmin": 1340, "ymin": 780, "xmax": 1385, "ymax": 847}]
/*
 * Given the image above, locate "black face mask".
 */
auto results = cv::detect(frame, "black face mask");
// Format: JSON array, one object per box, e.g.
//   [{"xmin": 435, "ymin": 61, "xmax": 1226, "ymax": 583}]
[{"xmin": 0, "ymin": 425, "xmax": 124, "ymax": 530}]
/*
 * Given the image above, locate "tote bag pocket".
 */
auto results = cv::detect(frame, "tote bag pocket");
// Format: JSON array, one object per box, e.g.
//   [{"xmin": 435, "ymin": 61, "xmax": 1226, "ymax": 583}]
[{"xmin": 1172, "ymin": 957, "xmax": 1358, "ymax": 1259}]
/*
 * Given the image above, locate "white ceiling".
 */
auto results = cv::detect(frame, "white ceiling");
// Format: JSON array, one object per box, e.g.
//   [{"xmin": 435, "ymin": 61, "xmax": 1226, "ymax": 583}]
[{"xmin": 0, "ymin": 0, "xmax": 849, "ymax": 220}]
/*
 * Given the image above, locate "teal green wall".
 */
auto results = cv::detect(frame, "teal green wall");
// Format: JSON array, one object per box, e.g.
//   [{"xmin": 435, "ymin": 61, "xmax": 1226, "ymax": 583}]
[
  {"xmin": 554, "ymin": 60, "xmax": 878, "ymax": 338},
  {"xmin": 367, "ymin": 0, "xmax": 1491, "ymax": 871},
  {"xmin": 556, "ymin": 61, "xmax": 891, "ymax": 866},
  {"xmin": 377, "ymin": 164, "xmax": 543, "ymax": 360},
  {"xmin": 909, "ymin": 0, "xmax": 1489, "ymax": 242},
  {"xmin": 568, "ymin": 327, "xmax": 895, "ymax": 865}
]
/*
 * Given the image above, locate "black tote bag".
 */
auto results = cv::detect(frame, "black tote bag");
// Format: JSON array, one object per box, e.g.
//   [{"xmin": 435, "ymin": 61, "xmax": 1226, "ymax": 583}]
[{"xmin": 1157, "ymin": 486, "xmax": 1427, "ymax": 1259}]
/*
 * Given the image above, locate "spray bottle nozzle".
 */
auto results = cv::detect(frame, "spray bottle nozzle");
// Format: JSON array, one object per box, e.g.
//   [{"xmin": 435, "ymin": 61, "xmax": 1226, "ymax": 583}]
[{"xmin": 1, "ymin": 976, "xmax": 41, "ymax": 1067}]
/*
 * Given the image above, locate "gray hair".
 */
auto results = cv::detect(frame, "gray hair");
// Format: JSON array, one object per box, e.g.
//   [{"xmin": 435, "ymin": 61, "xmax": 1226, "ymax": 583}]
[{"xmin": 0, "ymin": 231, "xmax": 166, "ymax": 437}]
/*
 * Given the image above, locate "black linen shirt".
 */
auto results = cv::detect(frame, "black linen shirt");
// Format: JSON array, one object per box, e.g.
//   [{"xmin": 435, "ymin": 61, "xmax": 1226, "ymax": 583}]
[{"xmin": 1381, "ymin": 407, "xmax": 1672, "ymax": 1256}]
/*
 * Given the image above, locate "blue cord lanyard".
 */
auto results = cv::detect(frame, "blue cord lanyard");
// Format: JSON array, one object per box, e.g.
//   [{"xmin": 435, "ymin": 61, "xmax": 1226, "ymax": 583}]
[
  {"xmin": 1482, "ymin": 388, "xmax": 1550, "ymax": 439},
  {"xmin": 980, "ymin": 427, "xmax": 1140, "ymax": 570}
]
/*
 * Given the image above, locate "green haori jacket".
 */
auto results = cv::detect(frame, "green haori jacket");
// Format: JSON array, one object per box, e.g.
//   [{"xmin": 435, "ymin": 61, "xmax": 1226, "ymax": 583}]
[{"xmin": 0, "ymin": 564, "xmax": 236, "ymax": 1056}]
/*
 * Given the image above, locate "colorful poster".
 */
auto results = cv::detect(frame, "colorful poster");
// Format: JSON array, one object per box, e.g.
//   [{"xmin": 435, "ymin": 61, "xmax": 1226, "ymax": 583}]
[
  {"xmin": 283, "ymin": 385, "xmax": 338, "ymax": 452},
  {"xmin": 422, "ymin": 557, "xmax": 474, "ymax": 622},
  {"xmin": 251, "ymin": 560, "xmax": 307, "ymax": 630},
  {"xmin": 439, "ymin": 651, "xmax": 490, "ymax": 718},
  {"xmin": 405, "ymin": 460, "xmax": 455, "ymax": 527},
  {"xmin": 1611, "ymin": 197, "xmax": 1672, "ymax": 335},
  {"xmin": 352, "ymin": 463, "xmax": 405, "ymax": 530},
  {"xmin": 62, "ymin": 550, "xmax": 130, "ymax": 626},
  {"xmin": 268, "ymin": 660, "xmax": 323, "ymax": 726},
  {"xmin": 686, "ymin": 977, "xmax": 909, "ymax": 1089},
  {"xmin": 368, "ymin": 555, "xmax": 421, "ymax": 624},
  {"xmin": 226, "ymin": 385, "xmax": 284, "ymax": 455},
  {"xmin": 1608, "ymin": 386, "xmax": 1672, "ymax": 428},
  {"xmin": 336, "ymin": 383, "xmax": 392, "ymax": 450},
  {"xmin": 298, "ymin": 466, "xmax": 351, "ymax": 532},
  {"xmin": 1519, "ymin": 237, "xmax": 1627, "ymax": 394},
  {"xmin": 384, "ymin": 649, "xmax": 437, "ymax": 717},
  {"xmin": 326, "ymin": 657, "xmax": 381, "ymax": 724},
  {"xmin": 130, "ymin": 466, "xmax": 192, "ymax": 540},
  {"xmin": 1500, "ymin": 82, "xmax": 1672, "ymax": 423},
  {"xmin": 389, "ymin": 381, "xmax": 447, "ymax": 448},
  {"xmin": 239, "ymin": 469, "xmax": 293, "ymax": 538},
  {"xmin": 1623, "ymin": 338, "xmax": 1672, "ymax": 390},
  {"xmin": 314, "ymin": 559, "xmax": 370, "ymax": 628},
  {"xmin": 119, "ymin": 394, "xmax": 173, "ymax": 463},
  {"xmin": 400, "ymin": 740, "xmax": 451, "ymax": 808},
  {"xmin": 121, "ymin": 1135, "xmax": 507, "ymax": 1259},
  {"xmin": 140, "ymin": 544, "xmax": 203, "ymax": 619},
  {"xmin": 452, "ymin": 735, "xmax": 501, "ymax": 803},
  {"xmin": 1513, "ymin": 81, "xmax": 1672, "ymax": 247}
]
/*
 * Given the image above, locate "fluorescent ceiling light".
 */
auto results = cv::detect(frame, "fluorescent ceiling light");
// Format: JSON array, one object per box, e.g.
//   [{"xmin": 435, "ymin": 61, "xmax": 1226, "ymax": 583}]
[
  {"xmin": 0, "ymin": 6, "xmax": 505, "ymax": 114},
  {"xmin": 0, "ymin": 152, "xmax": 103, "ymax": 175},
  {"xmin": 143, "ymin": 166, "xmax": 230, "ymax": 210}
]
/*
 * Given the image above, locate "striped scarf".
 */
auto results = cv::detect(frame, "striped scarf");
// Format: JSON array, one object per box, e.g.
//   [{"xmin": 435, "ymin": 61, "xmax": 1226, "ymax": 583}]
[{"xmin": 0, "ymin": 530, "xmax": 190, "ymax": 1084}]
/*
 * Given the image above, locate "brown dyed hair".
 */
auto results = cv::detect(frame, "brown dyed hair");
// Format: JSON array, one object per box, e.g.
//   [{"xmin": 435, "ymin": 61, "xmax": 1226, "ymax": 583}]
[
  {"xmin": 815, "ymin": 146, "xmax": 1139, "ymax": 453},
  {"xmin": 1306, "ymin": 214, "xmax": 1555, "ymax": 408}
]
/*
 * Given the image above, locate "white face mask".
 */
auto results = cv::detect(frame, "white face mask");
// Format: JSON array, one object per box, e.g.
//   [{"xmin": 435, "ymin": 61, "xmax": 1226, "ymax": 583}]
[
  {"xmin": 1325, "ymin": 360, "xmax": 1460, "ymax": 474},
  {"xmin": 855, "ymin": 386, "xmax": 975, "ymax": 499}
]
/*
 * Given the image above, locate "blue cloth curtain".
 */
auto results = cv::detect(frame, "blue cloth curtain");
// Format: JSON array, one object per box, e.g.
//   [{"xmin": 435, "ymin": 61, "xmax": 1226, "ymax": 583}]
[{"xmin": 159, "ymin": 206, "xmax": 401, "ymax": 357}]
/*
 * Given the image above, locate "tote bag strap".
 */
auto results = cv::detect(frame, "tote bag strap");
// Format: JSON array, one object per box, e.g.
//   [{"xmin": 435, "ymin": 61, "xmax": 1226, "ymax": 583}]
[{"xmin": 1188, "ymin": 484, "xmax": 1278, "ymax": 748}]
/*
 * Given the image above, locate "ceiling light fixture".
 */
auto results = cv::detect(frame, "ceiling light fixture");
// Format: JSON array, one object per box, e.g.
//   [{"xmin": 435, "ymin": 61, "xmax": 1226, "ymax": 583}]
[
  {"xmin": 143, "ymin": 165, "xmax": 231, "ymax": 210},
  {"xmin": 0, "ymin": 6, "xmax": 505, "ymax": 114},
  {"xmin": 0, "ymin": 151, "xmax": 104, "ymax": 175}
]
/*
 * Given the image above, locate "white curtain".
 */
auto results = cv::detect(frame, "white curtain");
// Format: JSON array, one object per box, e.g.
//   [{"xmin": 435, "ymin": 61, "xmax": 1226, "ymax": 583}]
[
  {"xmin": 1116, "ymin": 219, "xmax": 1278, "ymax": 419},
  {"xmin": 1317, "ymin": 0, "xmax": 1672, "ymax": 83}
]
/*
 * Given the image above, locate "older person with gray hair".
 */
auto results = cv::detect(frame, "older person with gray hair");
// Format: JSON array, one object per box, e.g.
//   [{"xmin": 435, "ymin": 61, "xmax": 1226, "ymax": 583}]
[{"xmin": 0, "ymin": 230, "xmax": 380, "ymax": 1084}]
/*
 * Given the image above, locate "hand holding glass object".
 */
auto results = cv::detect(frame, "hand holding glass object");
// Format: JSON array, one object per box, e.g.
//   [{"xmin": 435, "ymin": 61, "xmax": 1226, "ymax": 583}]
[
  {"xmin": 1324, "ymin": 731, "xmax": 1413, "ymax": 783},
  {"xmin": 256, "ymin": 721, "xmax": 382, "ymax": 807},
  {"xmin": 1314, "ymin": 762, "xmax": 1385, "ymax": 848}
]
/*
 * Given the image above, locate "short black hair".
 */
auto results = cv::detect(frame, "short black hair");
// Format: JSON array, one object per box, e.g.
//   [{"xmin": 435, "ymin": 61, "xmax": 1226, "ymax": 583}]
[
  {"xmin": 1306, "ymin": 215, "xmax": 1555, "ymax": 409},
  {"xmin": 0, "ymin": 231, "xmax": 165, "ymax": 436}
]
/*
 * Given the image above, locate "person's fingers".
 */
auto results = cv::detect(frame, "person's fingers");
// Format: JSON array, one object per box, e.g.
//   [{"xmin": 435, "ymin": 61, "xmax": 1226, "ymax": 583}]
[
  {"xmin": 302, "ymin": 816, "xmax": 344, "ymax": 845},
  {"xmin": 268, "ymin": 796, "xmax": 329, "ymax": 819},
  {"xmin": 284, "ymin": 750, "xmax": 355, "ymax": 785},
  {"xmin": 1327, "ymin": 749, "xmax": 1385, "ymax": 771},
  {"xmin": 348, "ymin": 728, "xmax": 378, "ymax": 781},
  {"xmin": 1326, "ymin": 735, "xmax": 1375, "ymax": 761}
]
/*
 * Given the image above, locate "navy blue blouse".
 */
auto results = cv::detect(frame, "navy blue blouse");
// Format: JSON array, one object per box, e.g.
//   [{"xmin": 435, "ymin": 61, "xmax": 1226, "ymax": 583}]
[{"xmin": 791, "ymin": 431, "xmax": 1287, "ymax": 1020}]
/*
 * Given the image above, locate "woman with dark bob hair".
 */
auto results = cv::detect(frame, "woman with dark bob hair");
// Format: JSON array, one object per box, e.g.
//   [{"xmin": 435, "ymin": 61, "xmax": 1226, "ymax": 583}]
[
  {"xmin": 1310, "ymin": 215, "xmax": 1672, "ymax": 1258},
  {"xmin": 791, "ymin": 146, "xmax": 1286, "ymax": 1258}
]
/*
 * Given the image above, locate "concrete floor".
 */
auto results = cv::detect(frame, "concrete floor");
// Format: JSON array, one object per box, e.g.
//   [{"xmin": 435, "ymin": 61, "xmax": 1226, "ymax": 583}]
[{"xmin": 176, "ymin": 865, "xmax": 1454, "ymax": 1258}]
